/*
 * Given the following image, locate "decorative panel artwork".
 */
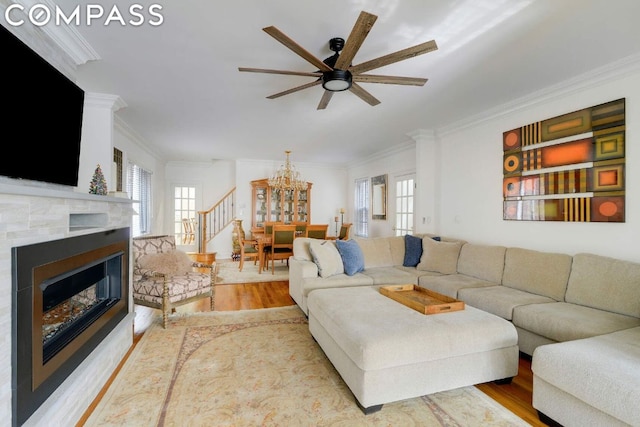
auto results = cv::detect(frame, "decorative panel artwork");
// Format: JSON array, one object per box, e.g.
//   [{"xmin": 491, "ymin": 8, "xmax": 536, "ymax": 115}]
[{"xmin": 503, "ymin": 98, "xmax": 625, "ymax": 222}]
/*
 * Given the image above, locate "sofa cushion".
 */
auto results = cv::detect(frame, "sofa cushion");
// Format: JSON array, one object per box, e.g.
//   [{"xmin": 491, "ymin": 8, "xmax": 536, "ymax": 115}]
[
  {"xmin": 457, "ymin": 243, "xmax": 506, "ymax": 284},
  {"xmin": 416, "ymin": 237, "xmax": 462, "ymax": 274},
  {"xmin": 402, "ymin": 234, "xmax": 423, "ymax": 267},
  {"xmin": 335, "ymin": 239, "xmax": 365, "ymax": 276},
  {"xmin": 513, "ymin": 302, "xmax": 640, "ymax": 342},
  {"xmin": 137, "ymin": 250, "xmax": 194, "ymax": 276},
  {"xmin": 458, "ymin": 286, "xmax": 555, "ymax": 320},
  {"xmin": 502, "ymin": 247, "xmax": 572, "ymax": 301},
  {"xmin": 565, "ymin": 253, "xmax": 640, "ymax": 318},
  {"xmin": 292, "ymin": 237, "xmax": 315, "ymax": 261},
  {"xmin": 301, "ymin": 274, "xmax": 374, "ymax": 298},
  {"xmin": 361, "ymin": 266, "xmax": 420, "ymax": 285},
  {"xmin": 419, "ymin": 274, "xmax": 500, "ymax": 299},
  {"xmin": 309, "ymin": 240, "xmax": 344, "ymax": 278},
  {"xmin": 354, "ymin": 237, "xmax": 395, "ymax": 268},
  {"xmin": 532, "ymin": 327, "xmax": 640, "ymax": 426},
  {"xmin": 388, "ymin": 235, "xmax": 407, "ymax": 266}
]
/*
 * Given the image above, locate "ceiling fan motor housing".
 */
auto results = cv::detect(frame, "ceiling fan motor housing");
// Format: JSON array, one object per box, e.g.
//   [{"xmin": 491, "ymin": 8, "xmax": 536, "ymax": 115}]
[{"xmin": 322, "ymin": 69, "xmax": 352, "ymax": 91}]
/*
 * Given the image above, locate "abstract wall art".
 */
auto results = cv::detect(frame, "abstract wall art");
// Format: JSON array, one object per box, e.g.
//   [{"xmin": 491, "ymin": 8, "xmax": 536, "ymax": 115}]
[{"xmin": 503, "ymin": 98, "xmax": 625, "ymax": 222}]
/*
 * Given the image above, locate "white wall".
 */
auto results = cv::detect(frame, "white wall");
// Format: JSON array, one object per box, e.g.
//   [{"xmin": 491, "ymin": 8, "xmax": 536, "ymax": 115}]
[
  {"xmin": 433, "ymin": 71, "xmax": 640, "ymax": 263},
  {"xmin": 348, "ymin": 142, "xmax": 417, "ymax": 238},
  {"xmin": 113, "ymin": 118, "xmax": 166, "ymax": 236}
]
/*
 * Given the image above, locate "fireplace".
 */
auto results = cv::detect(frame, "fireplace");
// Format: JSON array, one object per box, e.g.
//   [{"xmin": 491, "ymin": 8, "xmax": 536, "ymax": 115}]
[{"xmin": 12, "ymin": 228, "xmax": 130, "ymax": 426}]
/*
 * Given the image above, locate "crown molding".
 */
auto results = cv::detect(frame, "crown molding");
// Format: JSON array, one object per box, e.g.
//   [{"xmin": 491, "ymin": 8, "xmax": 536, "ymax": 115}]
[
  {"xmin": 14, "ymin": 0, "xmax": 100, "ymax": 65},
  {"xmin": 348, "ymin": 140, "xmax": 415, "ymax": 169},
  {"xmin": 84, "ymin": 92, "xmax": 126, "ymax": 111},
  {"xmin": 113, "ymin": 115, "xmax": 166, "ymax": 162},
  {"xmin": 437, "ymin": 52, "xmax": 640, "ymax": 137}
]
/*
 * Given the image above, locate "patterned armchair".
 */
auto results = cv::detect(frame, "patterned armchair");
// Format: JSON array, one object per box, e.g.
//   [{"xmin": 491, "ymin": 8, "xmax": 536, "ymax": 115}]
[{"xmin": 132, "ymin": 235, "xmax": 217, "ymax": 328}]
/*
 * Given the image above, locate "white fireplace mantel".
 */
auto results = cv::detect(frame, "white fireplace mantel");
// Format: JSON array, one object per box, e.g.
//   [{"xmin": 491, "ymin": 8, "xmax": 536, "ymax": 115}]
[{"xmin": 0, "ymin": 186, "xmax": 135, "ymax": 426}]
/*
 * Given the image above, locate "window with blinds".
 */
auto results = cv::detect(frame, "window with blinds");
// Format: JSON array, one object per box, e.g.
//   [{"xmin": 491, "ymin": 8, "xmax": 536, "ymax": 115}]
[
  {"xmin": 354, "ymin": 177, "xmax": 369, "ymax": 237},
  {"xmin": 126, "ymin": 163, "xmax": 152, "ymax": 237}
]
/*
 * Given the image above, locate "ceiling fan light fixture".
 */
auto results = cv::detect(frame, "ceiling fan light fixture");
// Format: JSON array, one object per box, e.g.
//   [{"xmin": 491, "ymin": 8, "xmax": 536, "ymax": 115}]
[{"xmin": 322, "ymin": 69, "xmax": 352, "ymax": 91}]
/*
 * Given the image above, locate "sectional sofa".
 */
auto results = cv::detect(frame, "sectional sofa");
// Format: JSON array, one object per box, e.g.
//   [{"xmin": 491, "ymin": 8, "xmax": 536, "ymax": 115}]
[{"xmin": 288, "ymin": 235, "xmax": 640, "ymax": 426}]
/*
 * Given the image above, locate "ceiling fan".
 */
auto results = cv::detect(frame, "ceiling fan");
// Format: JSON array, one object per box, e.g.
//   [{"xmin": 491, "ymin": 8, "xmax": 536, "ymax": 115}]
[{"xmin": 239, "ymin": 11, "xmax": 438, "ymax": 110}]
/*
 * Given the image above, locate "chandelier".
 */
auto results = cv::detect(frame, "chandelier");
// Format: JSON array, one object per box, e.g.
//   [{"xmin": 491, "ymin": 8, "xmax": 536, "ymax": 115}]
[{"xmin": 268, "ymin": 150, "xmax": 307, "ymax": 191}]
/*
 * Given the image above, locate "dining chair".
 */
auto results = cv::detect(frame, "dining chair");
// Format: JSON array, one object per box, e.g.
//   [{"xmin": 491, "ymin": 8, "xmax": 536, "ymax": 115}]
[
  {"xmin": 306, "ymin": 224, "xmax": 329, "ymax": 239},
  {"xmin": 238, "ymin": 237, "xmax": 260, "ymax": 272},
  {"xmin": 327, "ymin": 223, "xmax": 352, "ymax": 240},
  {"xmin": 260, "ymin": 221, "xmax": 283, "ymax": 271},
  {"xmin": 291, "ymin": 221, "xmax": 307, "ymax": 238},
  {"xmin": 182, "ymin": 218, "xmax": 195, "ymax": 244},
  {"xmin": 267, "ymin": 224, "xmax": 297, "ymax": 274}
]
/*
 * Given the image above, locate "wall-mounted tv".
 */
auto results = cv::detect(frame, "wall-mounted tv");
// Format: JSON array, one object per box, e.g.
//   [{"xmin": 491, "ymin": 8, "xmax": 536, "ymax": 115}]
[{"xmin": 1, "ymin": 24, "xmax": 84, "ymax": 187}]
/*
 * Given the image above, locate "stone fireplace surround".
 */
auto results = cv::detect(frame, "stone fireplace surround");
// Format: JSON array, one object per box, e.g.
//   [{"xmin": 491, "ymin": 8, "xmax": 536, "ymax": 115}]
[{"xmin": 0, "ymin": 181, "xmax": 135, "ymax": 426}]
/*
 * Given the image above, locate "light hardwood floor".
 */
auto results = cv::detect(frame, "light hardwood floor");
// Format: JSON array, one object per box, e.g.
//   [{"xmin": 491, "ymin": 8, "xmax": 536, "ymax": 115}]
[{"xmin": 78, "ymin": 280, "xmax": 547, "ymax": 426}]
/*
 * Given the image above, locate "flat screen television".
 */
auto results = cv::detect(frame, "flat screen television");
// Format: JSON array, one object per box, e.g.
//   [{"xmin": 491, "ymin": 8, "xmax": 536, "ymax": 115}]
[{"xmin": 1, "ymin": 24, "xmax": 84, "ymax": 187}]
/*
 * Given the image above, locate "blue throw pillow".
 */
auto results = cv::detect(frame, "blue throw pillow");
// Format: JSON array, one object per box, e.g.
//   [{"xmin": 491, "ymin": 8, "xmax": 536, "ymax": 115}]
[
  {"xmin": 403, "ymin": 234, "xmax": 423, "ymax": 267},
  {"xmin": 335, "ymin": 239, "xmax": 365, "ymax": 276}
]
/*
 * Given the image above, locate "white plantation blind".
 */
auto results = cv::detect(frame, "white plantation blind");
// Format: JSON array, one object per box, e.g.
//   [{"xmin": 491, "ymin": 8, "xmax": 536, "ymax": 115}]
[
  {"xmin": 126, "ymin": 163, "xmax": 152, "ymax": 236},
  {"xmin": 354, "ymin": 177, "xmax": 369, "ymax": 237}
]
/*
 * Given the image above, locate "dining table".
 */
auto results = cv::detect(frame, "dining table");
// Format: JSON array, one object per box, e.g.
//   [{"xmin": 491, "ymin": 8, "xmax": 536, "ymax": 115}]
[
  {"xmin": 252, "ymin": 230, "xmax": 305, "ymax": 273},
  {"xmin": 252, "ymin": 233, "xmax": 272, "ymax": 273}
]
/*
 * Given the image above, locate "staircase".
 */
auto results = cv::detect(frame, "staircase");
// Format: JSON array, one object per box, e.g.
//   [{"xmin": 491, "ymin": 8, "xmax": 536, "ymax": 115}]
[{"xmin": 196, "ymin": 187, "xmax": 236, "ymax": 255}]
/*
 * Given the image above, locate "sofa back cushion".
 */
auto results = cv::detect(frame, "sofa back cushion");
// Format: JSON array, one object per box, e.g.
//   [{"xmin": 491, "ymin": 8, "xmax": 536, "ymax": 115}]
[
  {"xmin": 354, "ymin": 237, "xmax": 395, "ymax": 268},
  {"xmin": 502, "ymin": 247, "xmax": 572, "ymax": 301},
  {"xmin": 565, "ymin": 253, "xmax": 640, "ymax": 318},
  {"xmin": 416, "ymin": 237, "xmax": 463, "ymax": 274},
  {"xmin": 388, "ymin": 236, "xmax": 406, "ymax": 266},
  {"xmin": 309, "ymin": 240, "xmax": 344, "ymax": 278},
  {"xmin": 292, "ymin": 237, "xmax": 315, "ymax": 261},
  {"xmin": 457, "ymin": 243, "xmax": 506, "ymax": 284}
]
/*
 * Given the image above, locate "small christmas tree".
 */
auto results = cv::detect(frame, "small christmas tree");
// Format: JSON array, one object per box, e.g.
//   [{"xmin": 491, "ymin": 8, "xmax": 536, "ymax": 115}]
[{"xmin": 89, "ymin": 164, "xmax": 108, "ymax": 195}]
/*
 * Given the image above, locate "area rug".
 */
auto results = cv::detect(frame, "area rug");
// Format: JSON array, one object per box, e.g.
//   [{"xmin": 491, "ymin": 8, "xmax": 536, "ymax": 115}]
[
  {"xmin": 215, "ymin": 259, "xmax": 289, "ymax": 284},
  {"xmin": 84, "ymin": 307, "xmax": 528, "ymax": 427}
]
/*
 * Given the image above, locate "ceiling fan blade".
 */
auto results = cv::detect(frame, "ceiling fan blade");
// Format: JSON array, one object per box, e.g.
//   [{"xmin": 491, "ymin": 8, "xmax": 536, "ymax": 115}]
[
  {"xmin": 334, "ymin": 11, "xmax": 377, "ymax": 70},
  {"xmin": 349, "ymin": 82, "xmax": 381, "ymax": 106},
  {"xmin": 263, "ymin": 26, "xmax": 333, "ymax": 72},
  {"xmin": 266, "ymin": 80, "xmax": 322, "ymax": 99},
  {"xmin": 349, "ymin": 40, "xmax": 438, "ymax": 75},
  {"xmin": 239, "ymin": 67, "xmax": 322, "ymax": 78},
  {"xmin": 353, "ymin": 74, "xmax": 427, "ymax": 86},
  {"xmin": 317, "ymin": 91, "xmax": 334, "ymax": 110}
]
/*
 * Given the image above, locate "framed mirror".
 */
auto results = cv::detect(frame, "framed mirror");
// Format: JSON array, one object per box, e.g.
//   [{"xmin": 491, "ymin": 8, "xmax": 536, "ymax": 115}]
[{"xmin": 371, "ymin": 174, "xmax": 387, "ymax": 220}]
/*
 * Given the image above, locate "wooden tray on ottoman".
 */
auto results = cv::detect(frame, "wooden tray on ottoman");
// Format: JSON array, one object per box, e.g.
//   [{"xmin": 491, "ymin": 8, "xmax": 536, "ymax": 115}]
[{"xmin": 379, "ymin": 284, "xmax": 465, "ymax": 315}]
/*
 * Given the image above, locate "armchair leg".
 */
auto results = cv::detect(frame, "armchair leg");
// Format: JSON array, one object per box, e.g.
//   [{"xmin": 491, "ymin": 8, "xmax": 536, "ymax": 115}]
[
  {"xmin": 162, "ymin": 279, "xmax": 170, "ymax": 329},
  {"xmin": 210, "ymin": 263, "xmax": 218, "ymax": 311}
]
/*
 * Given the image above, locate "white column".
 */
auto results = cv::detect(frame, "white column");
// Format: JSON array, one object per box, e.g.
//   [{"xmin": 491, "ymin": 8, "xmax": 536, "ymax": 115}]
[
  {"xmin": 408, "ymin": 129, "xmax": 440, "ymax": 234},
  {"xmin": 76, "ymin": 93, "xmax": 126, "ymax": 194}
]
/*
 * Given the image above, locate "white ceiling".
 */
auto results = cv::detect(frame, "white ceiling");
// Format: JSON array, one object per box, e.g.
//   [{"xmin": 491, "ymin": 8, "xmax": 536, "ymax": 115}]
[{"xmin": 53, "ymin": 0, "xmax": 640, "ymax": 164}]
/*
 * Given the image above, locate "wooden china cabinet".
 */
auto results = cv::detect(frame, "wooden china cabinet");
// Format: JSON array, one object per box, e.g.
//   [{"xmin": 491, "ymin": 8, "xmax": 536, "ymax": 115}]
[{"xmin": 250, "ymin": 178, "xmax": 312, "ymax": 233}]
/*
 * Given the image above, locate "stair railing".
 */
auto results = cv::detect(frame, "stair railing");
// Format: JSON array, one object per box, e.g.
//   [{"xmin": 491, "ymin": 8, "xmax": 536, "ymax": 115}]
[{"xmin": 197, "ymin": 187, "xmax": 236, "ymax": 253}]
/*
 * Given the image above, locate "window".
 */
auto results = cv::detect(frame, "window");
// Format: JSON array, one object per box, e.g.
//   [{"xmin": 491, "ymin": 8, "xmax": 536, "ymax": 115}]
[
  {"xmin": 173, "ymin": 186, "xmax": 196, "ymax": 244},
  {"xmin": 395, "ymin": 175, "xmax": 415, "ymax": 236},
  {"xmin": 126, "ymin": 163, "xmax": 152, "ymax": 237},
  {"xmin": 354, "ymin": 177, "xmax": 369, "ymax": 237}
]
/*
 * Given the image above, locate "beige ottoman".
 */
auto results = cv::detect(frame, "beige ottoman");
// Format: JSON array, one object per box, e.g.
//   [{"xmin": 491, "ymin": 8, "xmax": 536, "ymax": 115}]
[{"xmin": 307, "ymin": 286, "xmax": 519, "ymax": 413}]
